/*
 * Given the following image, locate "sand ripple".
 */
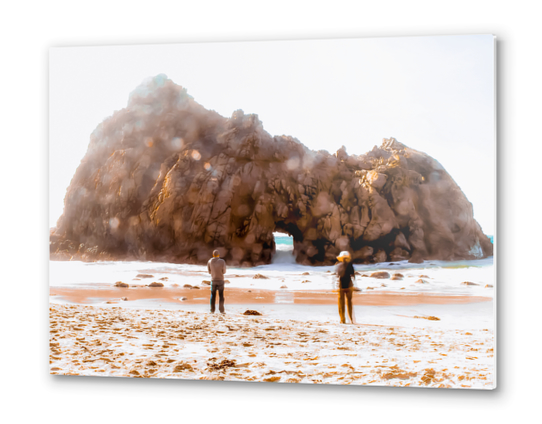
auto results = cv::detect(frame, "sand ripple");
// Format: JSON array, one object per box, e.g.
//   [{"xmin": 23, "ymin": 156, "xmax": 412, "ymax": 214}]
[{"xmin": 49, "ymin": 304, "xmax": 494, "ymax": 388}]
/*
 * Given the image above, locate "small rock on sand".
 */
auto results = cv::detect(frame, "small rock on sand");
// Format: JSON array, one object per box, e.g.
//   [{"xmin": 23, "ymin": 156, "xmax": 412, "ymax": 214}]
[
  {"xmin": 148, "ymin": 282, "xmax": 164, "ymax": 287},
  {"xmin": 419, "ymin": 274, "xmax": 429, "ymax": 278},
  {"xmin": 202, "ymin": 280, "xmax": 211, "ymax": 285},
  {"xmin": 415, "ymin": 279, "xmax": 429, "ymax": 284},
  {"xmin": 253, "ymin": 274, "xmax": 269, "ymax": 279},
  {"xmin": 302, "ymin": 272, "xmax": 310, "ymax": 275},
  {"xmin": 136, "ymin": 274, "xmax": 154, "ymax": 278},
  {"xmin": 183, "ymin": 284, "xmax": 193, "ymax": 288},
  {"xmin": 485, "ymin": 284, "xmax": 493, "ymax": 288},
  {"xmin": 190, "ymin": 286, "xmax": 200, "ymax": 290},
  {"xmin": 414, "ymin": 315, "xmax": 440, "ymax": 321},
  {"xmin": 173, "ymin": 362, "xmax": 194, "ymax": 372},
  {"xmin": 179, "ymin": 297, "xmax": 188, "ymax": 301},
  {"xmin": 171, "ymin": 283, "xmax": 179, "ymax": 287},
  {"xmin": 243, "ymin": 310, "xmax": 262, "ymax": 316},
  {"xmin": 461, "ymin": 281, "xmax": 479, "ymax": 286},
  {"xmin": 301, "ymin": 280, "xmax": 310, "ymax": 283},
  {"xmin": 120, "ymin": 297, "xmax": 128, "ymax": 301},
  {"xmin": 390, "ymin": 273, "xmax": 404, "ymax": 280},
  {"xmin": 280, "ymin": 285, "xmax": 288, "ymax": 289},
  {"xmin": 370, "ymin": 271, "xmax": 390, "ymax": 279},
  {"xmin": 114, "ymin": 281, "xmax": 129, "ymax": 288},
  {"xmin": 159, "ymin": 277, "xmax": 169, "ymax": 281}
]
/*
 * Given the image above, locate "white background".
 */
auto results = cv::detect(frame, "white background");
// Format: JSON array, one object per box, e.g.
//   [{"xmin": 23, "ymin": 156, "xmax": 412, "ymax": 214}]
[{"xmin": 0, "ymin": 1, "xmax": 539, "ymax": 423}]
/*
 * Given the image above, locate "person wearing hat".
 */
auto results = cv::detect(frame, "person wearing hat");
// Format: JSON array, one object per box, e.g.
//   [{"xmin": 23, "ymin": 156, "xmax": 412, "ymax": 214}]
[
  {"xmin": 335, "ymin": 251, "xmax": 356, "ymax": 324},
  {"xmin": 207, "ymin": 250, "xmax": 227, "ymax": 314}
]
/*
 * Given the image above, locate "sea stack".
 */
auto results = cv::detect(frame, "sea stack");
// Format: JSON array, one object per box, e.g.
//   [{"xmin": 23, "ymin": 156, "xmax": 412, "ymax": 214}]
[{"xmin": 50, "ymin": 75, "xmax": 493, "ymax": 266}]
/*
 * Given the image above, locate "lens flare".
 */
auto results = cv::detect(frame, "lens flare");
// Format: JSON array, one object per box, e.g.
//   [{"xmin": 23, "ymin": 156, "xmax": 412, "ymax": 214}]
[{"xmin": 171, "ymin": 137, "xmax": 184, "ymax": 150}]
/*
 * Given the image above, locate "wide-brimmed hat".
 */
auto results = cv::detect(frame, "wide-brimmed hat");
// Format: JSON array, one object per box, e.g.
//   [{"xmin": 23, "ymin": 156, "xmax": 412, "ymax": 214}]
[{"xmin": 337, "ymin": 251, "xmax": 351, "ymax": 260}]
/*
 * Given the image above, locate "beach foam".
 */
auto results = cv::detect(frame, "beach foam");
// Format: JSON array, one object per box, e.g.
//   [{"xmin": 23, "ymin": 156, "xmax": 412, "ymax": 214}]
[{"xmin": 50, "ymin": 257, "xmax": 495, "ymax": 298}]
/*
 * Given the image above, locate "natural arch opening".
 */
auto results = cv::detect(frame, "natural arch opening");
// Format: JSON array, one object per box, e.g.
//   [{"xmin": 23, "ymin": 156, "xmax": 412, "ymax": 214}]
[
  {"xmin": 271, "ymin": 220, "xmax": 297, "ymax": 265},
  {"xmin": 271, "ymin": 232, "xmax": 294, "ymax": 264}
]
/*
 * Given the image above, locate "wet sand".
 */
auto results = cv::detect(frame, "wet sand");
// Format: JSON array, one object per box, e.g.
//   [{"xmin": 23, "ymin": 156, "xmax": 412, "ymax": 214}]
[{"xmin": 50, "ymin": 286, "xmax": 492, "ymax": 307}]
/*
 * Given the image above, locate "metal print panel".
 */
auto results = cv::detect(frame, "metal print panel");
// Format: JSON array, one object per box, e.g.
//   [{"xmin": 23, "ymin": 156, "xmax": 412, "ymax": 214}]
[{"xmin": 49, "ymin": 35, "xmax": 496, "ymax": 389}]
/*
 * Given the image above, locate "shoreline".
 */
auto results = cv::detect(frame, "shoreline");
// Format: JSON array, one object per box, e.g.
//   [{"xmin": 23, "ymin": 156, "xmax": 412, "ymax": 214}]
[
  {"xmin": 50, "ymin": 286, "xmax": 492, "ymax": 307},
  {"xmin": 49, "ymin": 256, "xmax": 495, "ymax": 298}
]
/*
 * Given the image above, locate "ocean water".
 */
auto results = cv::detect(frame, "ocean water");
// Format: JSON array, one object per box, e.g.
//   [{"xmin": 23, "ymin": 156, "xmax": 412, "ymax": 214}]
[{"xmin": 274, "ymin": 233, "xmax": 293, "ymax": 245}]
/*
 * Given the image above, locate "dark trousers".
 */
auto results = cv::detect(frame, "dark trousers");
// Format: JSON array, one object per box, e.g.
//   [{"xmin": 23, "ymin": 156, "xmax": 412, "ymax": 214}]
[
  {"xmin": 338, "ymin": 287, "xmax": 354, "ymax": 324},
  {"xmin": 210, "ymin": 280, "xmax": 225, "ymax": 313}
]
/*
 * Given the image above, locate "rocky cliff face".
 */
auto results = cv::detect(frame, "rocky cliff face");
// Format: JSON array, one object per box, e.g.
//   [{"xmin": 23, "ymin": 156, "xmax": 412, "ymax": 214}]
[{"xmin": 51, "ymin": 75, "xmax": 493, "ymax": 265}]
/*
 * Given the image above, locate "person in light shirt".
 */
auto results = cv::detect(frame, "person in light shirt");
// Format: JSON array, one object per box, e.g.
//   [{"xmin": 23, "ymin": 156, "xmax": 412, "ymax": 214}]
[{"xmin": 207, "ymin": 250, "xmax": 227, "ymax": 314}]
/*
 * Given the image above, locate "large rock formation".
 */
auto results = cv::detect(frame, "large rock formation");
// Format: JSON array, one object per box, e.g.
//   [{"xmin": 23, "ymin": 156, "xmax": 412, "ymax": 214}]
[{"xmin": 51, "ymin": 75, "xmax": 493, "ymax": 266}]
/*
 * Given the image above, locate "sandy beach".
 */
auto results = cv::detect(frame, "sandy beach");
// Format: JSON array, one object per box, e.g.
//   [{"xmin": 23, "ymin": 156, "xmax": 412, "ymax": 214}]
[
  {"xmin": 49, "ymin": 301, "xmax": 494, "ymax": 388},
  {"xmin": 49, "ymin": 285, "xmax": 494, "ymax": 389},
  {"xmin": 49, "ymin": 255, "xmax": 495, "ymax": 389}
]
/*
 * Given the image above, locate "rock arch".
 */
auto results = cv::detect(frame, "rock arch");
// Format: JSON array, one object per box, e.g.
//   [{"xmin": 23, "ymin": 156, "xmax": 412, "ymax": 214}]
[{"xmin": 51, "ymin": 76, "xmax": 493, "ymax": 265}]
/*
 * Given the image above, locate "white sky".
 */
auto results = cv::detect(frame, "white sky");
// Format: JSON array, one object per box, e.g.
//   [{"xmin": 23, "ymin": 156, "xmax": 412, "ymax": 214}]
[{"xmin": 49, "ymin": 35, "xmax": 495, "ymax": 234}]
